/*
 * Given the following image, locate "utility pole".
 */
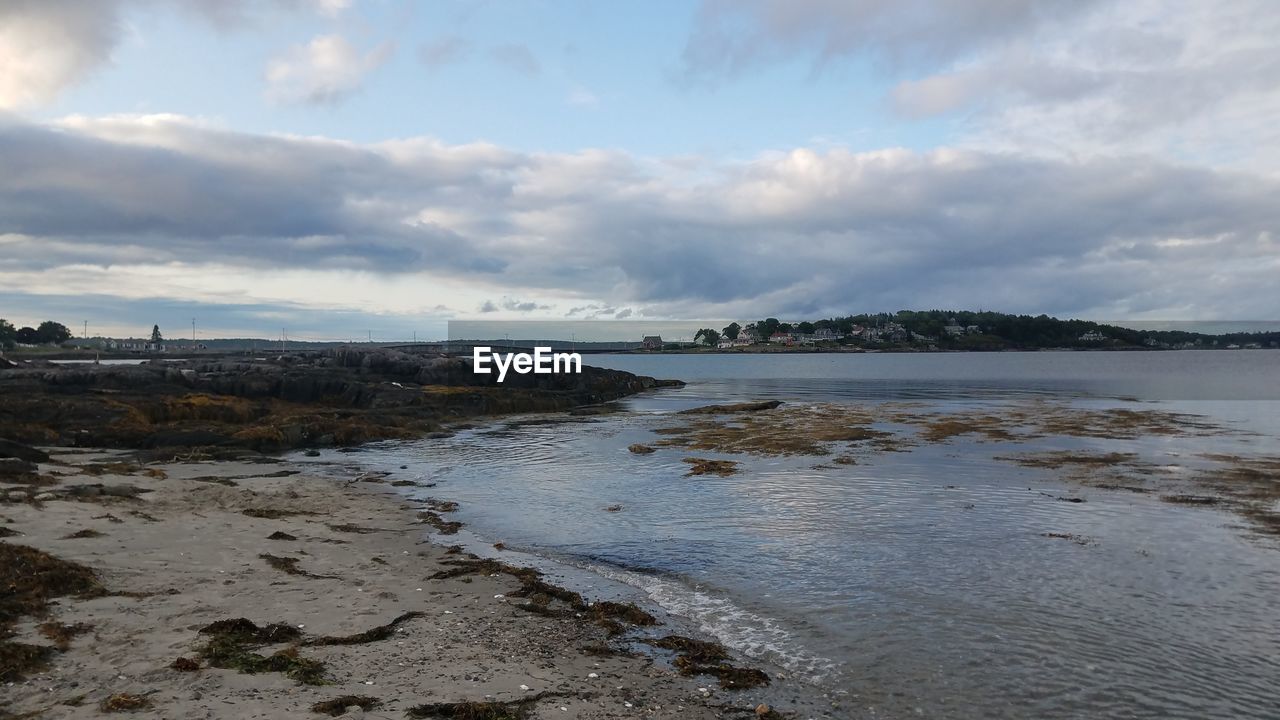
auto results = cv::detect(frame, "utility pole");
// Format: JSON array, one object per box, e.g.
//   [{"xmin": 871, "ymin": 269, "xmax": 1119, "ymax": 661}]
[
  {"xmin": 368, "ymin": 330, "xmax": 372, "ymax": 343},
  {"xmin": 192, "ymin": 318, "xmax": 196, "ymax": 342},
  {"xmin": 82, "ymin": 320, "xmax": 87, "ymax": 339}
]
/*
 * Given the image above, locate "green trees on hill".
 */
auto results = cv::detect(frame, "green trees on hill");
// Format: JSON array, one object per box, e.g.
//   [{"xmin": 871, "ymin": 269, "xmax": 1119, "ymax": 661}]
[{"xmin": 0, "ymin": 319, "xmax": 71, "ymax": 348}]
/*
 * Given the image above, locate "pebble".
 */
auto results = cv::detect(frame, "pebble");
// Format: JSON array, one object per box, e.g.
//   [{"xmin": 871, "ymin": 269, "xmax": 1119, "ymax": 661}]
[{"xmin": 587, "ymin": 673, "xmax": 598, "ymax": 678}]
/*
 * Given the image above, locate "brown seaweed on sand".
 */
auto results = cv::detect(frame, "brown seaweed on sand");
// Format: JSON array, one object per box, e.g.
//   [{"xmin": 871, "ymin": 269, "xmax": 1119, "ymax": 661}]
[
  {"xmin": 311, "ymin": 695, "xmax": 381, "ymax": 715},
  {"xmin": 259, "ymin": 553, "xmax": 340, "ymax": 580},
  {"xmin": 302, "ymin": 611, "xmax": 424, "ymax": 646},
  {"xmin": 0, "ymin": 543, "xmax": 105, "ymax": 680},
  {"xmin": 645, "ymin": 635, "xmax": 769, "ymax": 690},
  {"xmin": 99, "ymin": 693, "xmax": 152, "ymax": 712},
  {"xmin": 196, "ymin": 618, "xmax": 324, "ymax": 685}
]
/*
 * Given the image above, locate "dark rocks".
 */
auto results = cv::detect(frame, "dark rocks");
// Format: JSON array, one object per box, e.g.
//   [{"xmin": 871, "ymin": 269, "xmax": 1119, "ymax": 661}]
[
  {"xmin": 0, "ymin": 458, "xmax": 37, "ymax": 478},
  {"xmin": 0, "ymin": 438, "xmax": 49, "ymax": 463}
]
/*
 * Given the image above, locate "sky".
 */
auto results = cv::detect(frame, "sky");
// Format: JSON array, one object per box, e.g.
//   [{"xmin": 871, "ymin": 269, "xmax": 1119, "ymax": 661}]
[{"xmin": 1, "ymin": 0, "xmax": 1278, "ymax": 340}]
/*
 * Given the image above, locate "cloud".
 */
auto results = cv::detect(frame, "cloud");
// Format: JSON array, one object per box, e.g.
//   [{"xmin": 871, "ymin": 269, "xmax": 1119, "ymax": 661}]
[
  {"xmin": 418, "ymin": 34, "xmax": 470, "ymax": 70},
  {"xmin": 683, "ymin": 0, "xmax": 1280, "ymax": 169},
  {"xmin": 0, "ymin": 0, "xmax": 123, "ymax": 108},
  {"xmin": 490, "ymin": 44, "xmax": 540, "ymax": 76},
  {"xmin": 3, "ymin": 114, "xmax": 1279, "ymax": 325},
  {"xmin": 479, "ymin": 297, "xmax": 553, "ymax": 313},
  {"xmin": 681, "ymin": 0, "xmax": 1100, "ymax": 80},
  {"xmin": 265, "ymin": 34, "xmax": 395, "ymax": 105},
  {"xmin": 0, "ymin": 1, "xmax": 372, "ymax": 109}
]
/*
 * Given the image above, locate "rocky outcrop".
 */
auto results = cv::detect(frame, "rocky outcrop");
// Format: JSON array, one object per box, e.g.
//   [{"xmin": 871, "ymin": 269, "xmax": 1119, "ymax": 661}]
[{"xmin": 0, "ymin": 348, "xmax": 681, "ymax": 453}]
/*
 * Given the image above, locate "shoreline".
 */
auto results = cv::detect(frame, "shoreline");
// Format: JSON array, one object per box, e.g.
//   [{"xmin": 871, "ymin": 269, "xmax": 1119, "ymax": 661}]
[{"xmin": 1, "ymin": 446, "xmax": 805, "ymax": 719}]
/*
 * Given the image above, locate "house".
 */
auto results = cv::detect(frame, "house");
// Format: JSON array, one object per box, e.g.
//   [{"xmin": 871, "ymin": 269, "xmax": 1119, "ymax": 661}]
[
  {"xmin": 964, "ymin": 325, "xmax": 981, "ymax": 335},
  {"xmin": 1079, "ymin": 331, "xmax": 1108, "ymax": 342},
  {"xmin": 642, "ymin": 335, "xmax": 663, "ymax": 350},
  {"xmin": 768, "ymin": 332, "xmax": 793, "ymax": 345},
  {"xmin": 813, "ymin": 328, "xmax": 839, "ymax": 341},
  {"xmin": 738, "ymin": 328, "xmax": 759, "ymax": 343}
]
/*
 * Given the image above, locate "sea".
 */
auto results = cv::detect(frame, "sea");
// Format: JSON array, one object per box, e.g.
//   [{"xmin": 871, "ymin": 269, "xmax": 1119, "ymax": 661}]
[{"xmin": 299, "ymin": 350, "xmax": 1280, "ymax": 719}]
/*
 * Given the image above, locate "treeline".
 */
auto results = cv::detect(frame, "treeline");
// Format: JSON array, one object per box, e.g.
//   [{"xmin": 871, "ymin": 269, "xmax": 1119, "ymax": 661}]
[
  {"xmin": 711, "ymin": 310, "xmax": 1280, "ymax": 349},
  {"xmin": 0, "ymin": 319, "xmax": 71, "ymax": 350}
]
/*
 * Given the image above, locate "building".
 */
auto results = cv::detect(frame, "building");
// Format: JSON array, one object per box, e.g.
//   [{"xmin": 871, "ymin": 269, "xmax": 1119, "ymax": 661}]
[
  {"xmin": 813, "ymin": 328, "xmax": 839, "ymax": 341},
  {"xmin": 641, "ymin": 335, "xmax": 663, "ymax": 350},
  {"xmin": 768, "ymin": 332, "xmax": 793, "ymax": 345},
  {"xmin": 1079, "ymin": 331, "xmax": 1108, "ymax": 342}
]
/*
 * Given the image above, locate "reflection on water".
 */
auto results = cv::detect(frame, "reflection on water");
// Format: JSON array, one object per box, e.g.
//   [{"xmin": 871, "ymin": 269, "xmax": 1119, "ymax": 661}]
[{"xmin": 336, "ymin": 352, "xmax": 1280, "ymax": 719}]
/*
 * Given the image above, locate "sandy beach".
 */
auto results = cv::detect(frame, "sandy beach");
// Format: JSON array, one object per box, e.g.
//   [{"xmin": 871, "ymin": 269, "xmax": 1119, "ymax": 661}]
[{"xmin": 2, "ymin": 448, "xmax": 791, "ymax": 719}]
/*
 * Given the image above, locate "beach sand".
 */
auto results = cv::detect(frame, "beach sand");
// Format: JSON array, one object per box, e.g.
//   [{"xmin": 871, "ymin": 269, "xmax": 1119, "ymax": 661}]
[{"xmin": 1, "ymin": 450, "xmax": 787, "ymax": 719}]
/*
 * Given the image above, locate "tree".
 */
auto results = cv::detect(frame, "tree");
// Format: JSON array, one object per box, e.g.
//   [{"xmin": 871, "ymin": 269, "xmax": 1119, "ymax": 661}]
[
  {"xmin": 757, "ymin": 318, "xmax": 781, "ymax": 338},
  {"xmin": 35, "ymin": 321, "xmax": 72, "ymax": 345},
  {"xmin": 796, "ymin": 321, "xmax": 815, "ymax": 334},
  {"xmin": 722, "ymin": 322, "xmax": 741, "ymax": 341},
  {"xmin": 16, "ymin": 327, "xmax": 37, "ymax": 344},
  {"xmin": 0, "ymin": 319, "xmax": 14, "ymax": 350},
  {"xmin": 151, "ymin": 325, "xmax": 163, "ymax": 343},
  {"xmin": 694, "ymin": 328, "xmax": 721, "ymax": 347}
]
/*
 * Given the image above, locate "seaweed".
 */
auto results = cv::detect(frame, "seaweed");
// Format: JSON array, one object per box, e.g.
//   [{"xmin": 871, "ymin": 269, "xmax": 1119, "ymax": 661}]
[
  {"xmin": 419, "ymin": 511, "xmax": 462, "ymax": 535},
  {"xmin": 646, "ymin": 634, "xmax": 769, "ymax": 689},
  {"xmin": 196, "ymin": 618, "xmax": 324, "ymax": 685},
  {"xmin": 100, "ymin": 693, "xmax": 152, "ymax": 712},
  {"xmin": 425, "ymin": 499, "xmax": 460, "ymax": 513},
  {"xmin": 645, "ymin": 635, "xmax": 729, "ymax": 664},
  {"xmin": 267, "ymin": 531, "xmax": 298, "ymax": 541},
  {"xmin": 683, "ymin": 457, "xmax": 740, "ymax": 477},
  {"xmin": 0, "ymin": 543, "xmax": 106, "ymax": 627},
  {"xmin": 627, "ymin": 444, "xmax": 656, "ymax": 454},
  {"xmin": 327, "ymin": 523, "xmax": 386, "ymax": 534},
  {"xmin": 406, "ymin": 698, "xmax": 540, "ymax": 719},
  {"xmin": 0, "ymin": 641, "xmax": 56, "ymax": 682},
  {"xmin": 302, "ymin": 612, "xmax": 424, "ymax": 646},
  {"xmin": 170, "ymin": 656, "xmax": 200, "ymax": 671},
  {"xmin": 311, "ymin": 695, "xmax": 382, "ymax": 716},
  {"xmin": 259, "ymin": 553, "xmax": 340, "ymax": 580},
  {"xmin": 37, "ymin": 621, "xmax": 92, "ymax": 650},
  {"xmin": 242, "ymin": 506, "xmax": 306, "ymax": 519},
  {"xmin": 62, "ymin": 528, "xmax": 105, "ymax": 539}
]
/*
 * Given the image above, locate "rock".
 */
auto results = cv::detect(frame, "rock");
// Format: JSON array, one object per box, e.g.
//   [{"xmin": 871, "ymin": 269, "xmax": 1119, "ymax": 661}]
[
  {"xmin": 6, "ymin": 490, "xmax": 27, "ymax": 502},
  {"xmin": 0, "ymin": 438, "xmax": 49, "ymax": 463},
  {"xmin": 33, "ymin": 492, "xmax": 56, "ymax": 501},
  {"xmin": 678, "ymin": 400, "xmax": 783, "ymax": 415},
  {"xmin": 0, "ymin": 457, "xmax": 37, "ymax": 477}
]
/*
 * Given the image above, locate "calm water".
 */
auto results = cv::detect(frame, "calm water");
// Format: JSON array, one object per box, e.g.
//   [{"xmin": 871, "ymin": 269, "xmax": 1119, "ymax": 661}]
[{"xmin": 317, "ymin": 351, "xmax": 1280, "ymax": 719}]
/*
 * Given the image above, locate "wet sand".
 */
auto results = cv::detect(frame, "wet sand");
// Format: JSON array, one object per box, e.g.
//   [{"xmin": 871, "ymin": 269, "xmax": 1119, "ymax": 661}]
[{"xmin": 1, "ymin": 450, "xmax": 786, "ymax": 719}]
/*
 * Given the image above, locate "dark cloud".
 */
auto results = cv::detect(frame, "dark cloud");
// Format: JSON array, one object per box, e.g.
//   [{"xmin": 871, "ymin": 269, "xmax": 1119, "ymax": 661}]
[{"xmin": 3, "ymin": 115, "xmax": 1278, "ymax": 322}]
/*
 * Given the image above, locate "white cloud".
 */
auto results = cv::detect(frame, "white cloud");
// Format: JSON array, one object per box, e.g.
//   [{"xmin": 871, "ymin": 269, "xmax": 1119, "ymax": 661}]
[
  {"xmin": 0, "ymin": 0, "xmax": 123, "ymax": 109},
  {"xmin": 265, "ymin": 34, "xmax": 394, "ymax": 105}
]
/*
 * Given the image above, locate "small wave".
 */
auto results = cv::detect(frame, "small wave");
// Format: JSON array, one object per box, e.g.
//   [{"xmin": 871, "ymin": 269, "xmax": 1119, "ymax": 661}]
[{"xmin": 576, "ymin": 560, "xmax": 841, "ymax": 684}]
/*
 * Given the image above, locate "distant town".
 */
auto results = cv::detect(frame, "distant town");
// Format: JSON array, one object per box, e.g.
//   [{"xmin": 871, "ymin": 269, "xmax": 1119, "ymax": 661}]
[{"xmin": 2, "ymin": 310, "xmax": 1278, "ymax": 357}]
